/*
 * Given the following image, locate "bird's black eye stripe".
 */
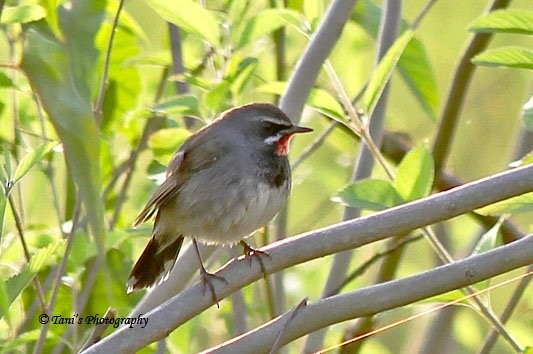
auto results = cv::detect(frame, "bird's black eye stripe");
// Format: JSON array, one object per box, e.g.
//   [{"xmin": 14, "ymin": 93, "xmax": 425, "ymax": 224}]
[{"xmin": 260, "ymin": 120, "xmax": 290, "ymax": 134}]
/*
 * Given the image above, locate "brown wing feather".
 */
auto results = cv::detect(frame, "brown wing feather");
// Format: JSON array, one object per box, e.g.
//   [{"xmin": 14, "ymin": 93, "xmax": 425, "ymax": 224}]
[
  {"xmin": 133, "ymin": 150, "xmax": 185, "ymax": 227},
  {"xmin": 132, "ymin": 128, "xmax": 223, "ymax": 227}
]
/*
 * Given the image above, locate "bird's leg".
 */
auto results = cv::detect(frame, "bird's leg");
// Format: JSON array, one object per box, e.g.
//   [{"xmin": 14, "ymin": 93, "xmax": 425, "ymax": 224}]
[
  {"xmin": 192, "ymin": 239, "xmax": 227, "ymax": 307},
  {"xmin": 239, "ymin": 240, "xmax": 271, "ymax": 278}
]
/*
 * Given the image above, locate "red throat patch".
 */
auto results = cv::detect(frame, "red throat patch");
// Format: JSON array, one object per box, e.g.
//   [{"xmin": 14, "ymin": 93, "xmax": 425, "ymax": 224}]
[{"xmin": 275, "ymin": 134, "xmax": 295, "ymax": 156}]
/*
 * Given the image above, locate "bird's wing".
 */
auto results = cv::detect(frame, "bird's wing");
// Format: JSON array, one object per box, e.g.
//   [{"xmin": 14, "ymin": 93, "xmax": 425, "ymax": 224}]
[
  {"xmin": 133, "ymin": 127, "xmax": 226, "ymax": 227},
  {"xmin": 133, "ymin": 150, "xmax": 185, "ymax": 227}
]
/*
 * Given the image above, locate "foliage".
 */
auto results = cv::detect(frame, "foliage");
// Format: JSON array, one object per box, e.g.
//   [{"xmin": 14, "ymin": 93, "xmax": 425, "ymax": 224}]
[{"xmin": 0, "ymin": 0, "xmax": 531, "ymax": 353}]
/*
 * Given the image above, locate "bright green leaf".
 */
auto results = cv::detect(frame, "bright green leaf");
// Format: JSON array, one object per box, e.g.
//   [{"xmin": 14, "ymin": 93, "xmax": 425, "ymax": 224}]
[
  {"xmin": 233, "ymin": 8, "xmax": 302, "ymax": 49},
  {"xmin": 398, "ymin": 38, "xmax": 439, "ymax": 120},
  {"xmin": 12, "ymin": 142, "xmax": 57, "ymax": 186},
  {"xmin": 419, "ymin": 289, "xmax": 467, "ymax": 304},
  {"xmin": 0, "ymin": 5, "xmax": 46, "ymax": 24},
  {"xmin": 303, "ymin": 0, "xmax": 325, "ymax": 30},
  {"xmin": 97, "ymin": 13, "xmax": 142, "ymax": 133},
  {"xmin": 470, "ymin": 9, "xmax": 533, "ymax": 35},
  {"xmin": 0, "ymin": 240, "xmax": 66, "ymax": 319},
  {"xmin": 354, "ymin": 0, "xmax": 438, "ymax": 119},
  {"xmin": 0, "ymin": 73, "xmax": 15, "ymax": 88},
  {"xmin": 472, "ymin": 47, "xmax": 533, "ymax": 70},
  {"xmin": 308, "ymin": 89, "xmax": 345, "ymax": 121},
  {"xmin": 21, "ymin": 26, "xmax": 106, "ymax": 254},
  {"xmin": 148, "ymin": 128, "xmax": 192, "ymax": 154},
  {"xmin": 0, "ymin": 280, "xmax": 11, "ymax": 325},
  {"xmin": 144, "ymin": 0, "xmax": 220, "ymax": 46},
  {"xmin": 332, "ymin": 179, "xmax": 404, "ymax": 211},
  {"xmin": 0, "ymin": 192, "xmax": 6, "ymax": 243},
  {"xmin": 394, "ymin": 146, "xmax": 434, "ymax": 201},
  {"xmin": 257, "ymin": 81, "xmax": 345, "ymax": 120},
  {"xmin": 475, "ymin": 191, "xmax": 533, "ymax": 215},
  {"xmin": 470, "ymin": 219, "xmax": 503, "ymax": 295},
  {"xmin": 204, "ymin": 81, "xmax": 231, "ymax": 111},
  {"xmin": 472, "ymin": 218, "xmax": 503, "ymax": 256},
  {"xmin": 150, "ymin": 95, "xmax": 201, "ymax": 117},
  {"xmin": 363, "ymin": 30, "xmax": 414, "ymax": 115},
  {"xmin": 0, "ymin": 329, "xmax": 62, "ymax": 352},
  {"xmin": 228, "ymin": 57, "xmax": 259, "ymax": 95}
]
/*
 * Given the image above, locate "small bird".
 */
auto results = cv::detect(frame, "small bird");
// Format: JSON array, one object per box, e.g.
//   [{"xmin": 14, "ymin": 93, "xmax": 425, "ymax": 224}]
[{"xmin": 126, "ymin": 103, "xmax": 312, "ymax": 302}]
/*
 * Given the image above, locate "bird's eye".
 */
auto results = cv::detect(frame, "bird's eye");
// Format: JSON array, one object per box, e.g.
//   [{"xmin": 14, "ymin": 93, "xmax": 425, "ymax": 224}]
[{"xmin": 260, "ymin": 120, "xmax": 277, "ymax": 132}]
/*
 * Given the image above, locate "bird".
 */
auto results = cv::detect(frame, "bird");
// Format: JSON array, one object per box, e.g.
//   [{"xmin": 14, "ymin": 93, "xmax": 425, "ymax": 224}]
[{"xmin": 126, "ymin": 103, "xmax": 312, "ymax": 303}]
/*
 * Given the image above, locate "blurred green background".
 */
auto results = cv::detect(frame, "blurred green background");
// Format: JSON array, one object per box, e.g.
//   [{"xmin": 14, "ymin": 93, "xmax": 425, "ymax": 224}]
[{"xmin": 0, "ymin": 0, "xmax": 531, "ymax": 353}]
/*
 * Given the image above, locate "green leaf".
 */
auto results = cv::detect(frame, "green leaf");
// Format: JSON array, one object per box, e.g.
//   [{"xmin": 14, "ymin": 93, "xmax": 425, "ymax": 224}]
[
  {"xmin": 523, "ymin": 96, "xmax": 533, "ymax": 132},
  {"xmin": 0, "ymin": 72, "xmax": 15, "ymax": 88},
  {"xmin": 308, "ymin": 89, "xmax": 345, "ymax": 121},
  {"xmin": 59, "ymin": 0, "xmax": 107, "ymax": 98},
  {"xmin": 0, "ymin": 281, "xmax": 11, "ymax": 325},
  {"xmin": 475, "ymin": 191, "xmax": 533, "ymax": 216},
  {"xmin": 0, "ymin": 191, "xmax": 6, "ymax": 243},
  {"xmin": 394, "ymin": 146, "xmax": 434, "ymax": 201},
  {"xmin": 354, "ymin": 0, "xmax": 438, "ymax": 120},
  {"xmin": 303, "ymin": 0, "xmax": 326, "ymax": 30},
  {"xmin": 257, "ymin": 81, "xmax": 344, "ymax": 119},
  {"xmin": 0, "ymin": 240, "xmax": 66, "ymax": 319},
  {"xmin": 0, "ymin": 5, "xmax": 46, "ymax": 24},
  {"xmin": 332, "ymin": 179, "xmax": 404, "ymax": 211},
  {"xmin": 204, "ymin": 81, "xmax": 231, "ymax": 111},
  {"xmin": 471, "ymin": 219, "xmax": 503, "ymax": 256},
  {"xmin": 228, "ymin": 57, "xmax": 259, "ymax": 96},
  {"xmin": 0, "ymin": 329, "xmax": 63, "ymax": 352},
  {"xmin": 144, "ymin": 0, "xmax": 220, "ymax": 46},
  {"xmin": 397, "ymin": 38, "xmax": 439, "ymax": 121},
  {"xmin": 470, "ymin": 219, "xmax": 503, "ymax": 296},
  {"xmin": 21, "ymin": 25, "xmax": 106, "ymax": 254},
  {"xmin": 12, "ymin": 142, "xmax": 57, "ymax": 186},
  {"xmin": 150, "ymin": 95, "xmax": 201, "ymax": 117},
  {"xmin": 233, "ymin": 8, "xmax": 302, "ymax": 49},
  {"xmin": 470, "ymin": 9, "xmax": 533, "ymax": 35},
  {"xmin": 98, "ymin": 13, "xmax": 142, "ymax": 133},
  {"xmin": 363, "ymin": 30, "xmax": 414, "ymax": 115},
  {"xmin": 472, "ymin": 47, "xmax": 533, "ymax": 70},
  {"xmin": 419, "ymin": 289, "xmax": 467, "ymax": 304},
  {"xmin": 148, "ymin": 128, "xmax": 191, "ymax": 155}
]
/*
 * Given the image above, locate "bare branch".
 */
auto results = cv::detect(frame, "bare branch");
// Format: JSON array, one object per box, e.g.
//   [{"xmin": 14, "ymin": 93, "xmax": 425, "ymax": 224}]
[{"xmin": 82, "ymin": 164, "xmax": 533, "ymax": 353}]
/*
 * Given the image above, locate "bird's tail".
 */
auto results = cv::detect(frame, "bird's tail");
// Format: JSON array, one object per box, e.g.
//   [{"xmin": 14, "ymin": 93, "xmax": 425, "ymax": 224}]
[{"xmin": 126, "ymin": 234, "xmax": 184, "ymax": 293}]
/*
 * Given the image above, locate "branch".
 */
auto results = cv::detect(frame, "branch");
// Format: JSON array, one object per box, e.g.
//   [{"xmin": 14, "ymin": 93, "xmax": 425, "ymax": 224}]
[
  {"xmin": 82, "ymin": 163, "xmax": 533, "ymax": 353},
  {"xmin": 279, "ymin": 0, "xmax": 358, "ymax": 122},
  {"xmin": 208, "ymin": 236, "xmax": 532, "ymax": 353},
  {"xmin": 431, "ymin": 0, "xmax": 512, "ymax": 173}
]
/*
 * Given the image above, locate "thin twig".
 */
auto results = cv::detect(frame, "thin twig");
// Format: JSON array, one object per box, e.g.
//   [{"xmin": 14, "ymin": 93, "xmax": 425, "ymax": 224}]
[
  {"xmin": 8, "ymin": 195, "xmax": 47, "ymax": 312},
  {"xmin": 269, "ymin": 298, "xmax": 308, "ymax": 354},
  {"xmin": 108, "ymin": 65, "xmax": 169, "ymax": 229},
  {"xmin": 34, "ymin": 199, "xmax": 82, "ymax": 354},
  {"xmin": 478, "ymin": 264, "xmax": 533, "ymax": 354},
  {"xmin": 431, "ymin": 0, "xmax": 512, "ymax": 173},
  {"xmin": 80, "ymin": 308, "xmax": 117, "ymax": 352},
  {"xmin": 93, "ymin": 0, "xmax": 126, "ymax": 126},
  {"xmin": 293, "ymin": 121, "xmax": 338, "ymax": 170},
  {"xmin": 329, "ymin": 235, "xmax": 423, "ymax": 296}
]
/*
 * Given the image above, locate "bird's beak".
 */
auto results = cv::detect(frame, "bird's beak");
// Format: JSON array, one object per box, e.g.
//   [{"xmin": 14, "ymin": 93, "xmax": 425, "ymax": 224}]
[{"xmin": 282, "ymin": 125, "xmax": 313, "ymax": 135}]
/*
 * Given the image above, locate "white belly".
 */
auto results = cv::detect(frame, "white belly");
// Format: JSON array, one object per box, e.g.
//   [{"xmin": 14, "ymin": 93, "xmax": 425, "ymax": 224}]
[{"xmin": 172, "ymin": 178, "xmax": 289, "ymax": 244}]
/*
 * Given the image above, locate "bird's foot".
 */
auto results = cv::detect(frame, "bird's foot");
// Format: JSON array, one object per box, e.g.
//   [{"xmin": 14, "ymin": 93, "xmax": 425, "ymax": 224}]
[
  {"xmin": 199, "ymin": 266, "xmax": 227, "ymax": 308},
  {"xmin": 240, "ymin": 240, "xmax": 271, "ymax": 278}
]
